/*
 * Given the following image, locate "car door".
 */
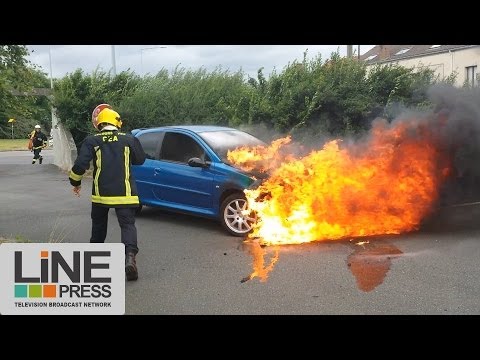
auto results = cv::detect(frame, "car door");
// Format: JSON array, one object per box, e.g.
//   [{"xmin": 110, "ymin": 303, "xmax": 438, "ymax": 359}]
[
  {"xmin": 132, "ymin": 131, "xmax": 164, "ymax": 203},
  {"xmin": 156, "ymin": 131, "xmax": 215, "ymax": 209}
]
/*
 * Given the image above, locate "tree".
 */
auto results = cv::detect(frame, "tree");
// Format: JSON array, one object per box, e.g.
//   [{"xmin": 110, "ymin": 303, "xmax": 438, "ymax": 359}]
[
  {"xmin": 51, "ymin": 50, "xmax": 439, "ymax": 147},
  {"xmin": 366, "ymin": 63, "xmax": 435, "ymax": 119},
  {"xmin": 0, "ymin": 45, "xmax": 51, "ymax": 138},
  {"xmin": 117, "ymin": 66, "xmax": 251, "ymax": 131},
  {"xmin": 53, "ymin": 69, "xmax": 141, "ymax": 147}
]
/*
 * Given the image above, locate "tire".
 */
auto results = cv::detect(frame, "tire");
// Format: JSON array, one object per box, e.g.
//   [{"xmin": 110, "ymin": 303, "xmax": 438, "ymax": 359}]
[
  {"xmin": 135, "ymin": 204, "xmax": 143, "ymax": 216},
  {"xmin": 220, "ymin": 193, "xmax": 256, "ymax": 237}
]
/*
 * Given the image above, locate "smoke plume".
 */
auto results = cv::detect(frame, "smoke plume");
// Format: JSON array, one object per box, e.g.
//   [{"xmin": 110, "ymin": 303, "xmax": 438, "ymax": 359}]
[{"xmin": 427, "ymin": 85, "xmax": 480, "ymax": 204}]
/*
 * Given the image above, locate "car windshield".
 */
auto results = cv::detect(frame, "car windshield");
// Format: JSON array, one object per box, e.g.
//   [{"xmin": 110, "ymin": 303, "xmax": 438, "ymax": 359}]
[{"xmin": 198, "ymin": 130, "xmax": 265, "ymax": 163}]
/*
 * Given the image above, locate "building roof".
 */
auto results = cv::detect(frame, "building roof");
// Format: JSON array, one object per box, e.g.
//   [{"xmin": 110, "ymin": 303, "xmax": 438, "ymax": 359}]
[{"xmin": 360, "ymin": 45, "xmax": 477, "ymax": 65}]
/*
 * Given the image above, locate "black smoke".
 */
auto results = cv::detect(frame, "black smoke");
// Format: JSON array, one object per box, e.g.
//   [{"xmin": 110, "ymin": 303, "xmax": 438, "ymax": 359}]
[
  {"xmin": 427, "ymin": 85, "xmax": 480, "ymax": 205},
  {"xmin": 239, "ymin": 85, "xmax": 480, "ymax": 206}
]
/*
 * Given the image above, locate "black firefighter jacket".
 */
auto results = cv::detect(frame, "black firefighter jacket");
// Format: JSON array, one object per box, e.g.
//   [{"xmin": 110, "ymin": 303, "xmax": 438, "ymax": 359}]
[
  {"xmin": 30, "ymin": 131, "xmax": 48, "ymax": 149},
  {"xmin": 69, "ymin": 130, "xmax": 146, "ymax": 207}
]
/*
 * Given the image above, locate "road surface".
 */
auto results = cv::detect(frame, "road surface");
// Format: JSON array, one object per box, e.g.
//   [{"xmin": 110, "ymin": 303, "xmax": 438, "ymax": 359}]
[{"xmin": 1, "ymin": 150, "xmax": 479, "ymax": 314}]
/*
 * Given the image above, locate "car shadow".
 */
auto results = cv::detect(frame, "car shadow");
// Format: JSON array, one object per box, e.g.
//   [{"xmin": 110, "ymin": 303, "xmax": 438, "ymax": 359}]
[{"xmin": 137, "ymin": 206, "xmax": 227, "ymax": 235}]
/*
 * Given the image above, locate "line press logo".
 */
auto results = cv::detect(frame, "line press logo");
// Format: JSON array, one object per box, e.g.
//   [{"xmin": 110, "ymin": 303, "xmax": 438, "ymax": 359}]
[{"xmin": 0, "ymin": 243, "xmax": 125, "ymax": 315}]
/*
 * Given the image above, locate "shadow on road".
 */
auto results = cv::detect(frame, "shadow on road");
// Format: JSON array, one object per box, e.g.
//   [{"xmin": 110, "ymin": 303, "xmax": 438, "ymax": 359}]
[{"xmin": 137, "ymin": 206, "xmax": 226, "ymax": 235}]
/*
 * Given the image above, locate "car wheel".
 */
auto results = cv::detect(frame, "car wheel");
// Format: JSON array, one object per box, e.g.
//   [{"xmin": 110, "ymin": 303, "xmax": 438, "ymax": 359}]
[
  {"xmin": 135, "ymin": 204, "xmax": 143, "ymax": 216},
  {"xmin": 220, "ymin": 193, "xmax": 256, "ymax": 237}
]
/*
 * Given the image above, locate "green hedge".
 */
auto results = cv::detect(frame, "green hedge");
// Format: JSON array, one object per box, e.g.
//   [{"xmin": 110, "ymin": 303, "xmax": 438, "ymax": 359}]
[{"xmin": 52, "ymin": 51, "xmax": 446, "ymax": 146}]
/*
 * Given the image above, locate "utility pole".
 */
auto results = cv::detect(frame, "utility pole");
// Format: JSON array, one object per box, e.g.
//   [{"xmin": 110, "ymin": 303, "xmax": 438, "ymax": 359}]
[
  {"xmin": 48, "ymin": 46, "xmax": 56, "ymax": 156},
  {"xmin": 347, "ymin": 45, "xmax": 353, "ymax": 58},
  {"xmin": 111, "ymin": 45, "xmax": 117, "ymax": 76},
  {"xmin": 8, "ymin": 119, "xmax": 15, "ymax": 139},
  {"xmin": 48, "ymin": 46, "xmax": 54, "ymax": 89},
  {"xmin": 48, "ymin": 46, "xmax": 54, "ymax": 142}
]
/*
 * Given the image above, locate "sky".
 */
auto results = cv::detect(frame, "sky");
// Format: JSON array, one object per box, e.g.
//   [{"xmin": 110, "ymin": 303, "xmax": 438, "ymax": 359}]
[{"xmin": 26, "ymin": 45, "xmax": 375, "ymax": 80}]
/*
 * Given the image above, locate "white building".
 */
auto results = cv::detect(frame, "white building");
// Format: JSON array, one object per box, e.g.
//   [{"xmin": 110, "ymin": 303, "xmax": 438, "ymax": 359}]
[{"xmin": 360, "ymin": 45, "xmax": 480, "ymax": 87}]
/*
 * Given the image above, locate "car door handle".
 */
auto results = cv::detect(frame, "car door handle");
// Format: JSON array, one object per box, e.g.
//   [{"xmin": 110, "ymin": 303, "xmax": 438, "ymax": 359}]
[{"xmin": 154, "ymin": 168, "xmax": 162, "ymax": 175}]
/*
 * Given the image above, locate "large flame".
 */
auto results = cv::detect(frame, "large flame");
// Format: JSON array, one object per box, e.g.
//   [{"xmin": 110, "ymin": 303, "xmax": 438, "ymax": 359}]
[
  {"xmin": 227, "ymin": 136, "xmax": 295, "ymax": 173},
  {"xmin": 230, "ymin": 117, "xmax": 451, "ymax": 246}
]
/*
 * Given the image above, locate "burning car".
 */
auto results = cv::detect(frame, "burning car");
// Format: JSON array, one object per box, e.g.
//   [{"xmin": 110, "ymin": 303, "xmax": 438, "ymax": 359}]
[
  {"xmin": 131, "ymin": 126, "xmax": 265, "ymax": 236},
  {"xmin": 227, "ymin": 116, "xmax": 458, "ymax": 246}
]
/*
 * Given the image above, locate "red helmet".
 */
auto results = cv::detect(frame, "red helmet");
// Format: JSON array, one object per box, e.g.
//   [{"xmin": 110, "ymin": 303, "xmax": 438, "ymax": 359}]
[{"xmin": 91, "ymin": 103, "xmax": 113, "ymax": 130}]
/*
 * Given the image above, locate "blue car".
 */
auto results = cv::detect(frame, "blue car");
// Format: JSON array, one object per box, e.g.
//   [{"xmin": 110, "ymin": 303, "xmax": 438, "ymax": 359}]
[{"xmin": 131, "ymin": 126, "xmax": 265, "ymax": 236}]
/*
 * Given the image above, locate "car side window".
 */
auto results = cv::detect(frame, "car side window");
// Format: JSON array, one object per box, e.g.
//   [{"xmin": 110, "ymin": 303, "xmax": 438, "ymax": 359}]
[
  {"xmin": 137, "ymin": 132, "xmax": 163, "ymax": 160},
  {"xmin": 160, "ymin": 132, "xmax": 209, "ymax": 163}
]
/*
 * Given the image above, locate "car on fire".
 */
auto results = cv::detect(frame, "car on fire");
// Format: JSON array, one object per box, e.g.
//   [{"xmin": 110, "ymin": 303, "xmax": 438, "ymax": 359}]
[{"xmin": 131, "ymin": 126, "xmax": 265, "ymax": 236}]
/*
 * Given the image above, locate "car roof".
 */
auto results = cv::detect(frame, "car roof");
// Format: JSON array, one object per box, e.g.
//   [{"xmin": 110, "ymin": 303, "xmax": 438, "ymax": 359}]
[{"xmin": 133, "ymin": 125, "xmax": 238, "ymax": 134}]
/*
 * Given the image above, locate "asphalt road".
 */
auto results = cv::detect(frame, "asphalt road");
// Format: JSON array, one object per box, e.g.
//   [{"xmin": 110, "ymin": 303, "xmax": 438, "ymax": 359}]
[{"xmin": 1, "ymin": 150, "xmax": 480, "ymax": 314}]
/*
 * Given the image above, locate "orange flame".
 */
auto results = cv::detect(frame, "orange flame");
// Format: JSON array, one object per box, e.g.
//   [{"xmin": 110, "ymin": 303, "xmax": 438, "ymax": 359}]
[
  {"xmin": 227, "ymin": 136, "xmax": 294, "ymax": 173},
  {"xmin": 241, "ymin": 241, "xmax": 279, "ymax": 283},
  {"xmin": 229, "ymin": 117, "xmax": 451, "ymax": 246}
]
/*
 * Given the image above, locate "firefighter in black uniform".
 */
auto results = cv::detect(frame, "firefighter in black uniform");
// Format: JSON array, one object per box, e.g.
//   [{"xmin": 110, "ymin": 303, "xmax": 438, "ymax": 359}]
[
  {"xmin": 30, "ymin": 124, "xmax": 48, "ymax": 164},
  {"xmin": 68, "ymin": 104, "xmax": 146, "ymax": 281}
]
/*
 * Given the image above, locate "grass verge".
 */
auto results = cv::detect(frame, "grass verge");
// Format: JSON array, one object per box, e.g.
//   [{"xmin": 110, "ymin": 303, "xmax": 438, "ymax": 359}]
[
  {"xmin": 0, "ymin": 235, "xmax": 30, "ymax": 243},
  {"xmin": 0, "ymin": 139, "xmax": 30, "ymax": 151}
]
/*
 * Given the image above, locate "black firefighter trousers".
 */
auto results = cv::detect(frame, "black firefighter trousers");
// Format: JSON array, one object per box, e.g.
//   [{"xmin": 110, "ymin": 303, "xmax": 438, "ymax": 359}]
[
  {"xmin": 33, "ymin": 148, "xmax": 43, "ymax": 161},
  {"xmin": 90, "ymin": 204, "xmax": 139, "ymax": 255}
]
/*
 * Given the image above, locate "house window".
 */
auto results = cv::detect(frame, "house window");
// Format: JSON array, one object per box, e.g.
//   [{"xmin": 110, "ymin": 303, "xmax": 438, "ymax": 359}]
[
  {"xmin": 365, "ymin": 54, "xmax": 377, "ymax": 61},
  {"xmin": 466, "ymin": 66, "xmax": 477, "ymax": 87},
  {"xmin": 429, "ymin": 45, "xmax": 441, "ymax": 49}
]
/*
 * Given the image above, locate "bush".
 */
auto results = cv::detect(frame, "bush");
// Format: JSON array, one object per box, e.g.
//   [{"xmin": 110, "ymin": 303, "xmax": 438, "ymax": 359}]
[
  {"xmin": 52, "ymin": 51, "xmax": 438, "ymax": 147},
  {"xmin": 117, "ymin": 66, "xmax": 252, "ymax": 131},
  {"xmin": 0, "ymin": 45, "xmax": 51, "ymax": 139},
  {"xmin": 52, "ymin": 69, "xmax": 141, "ymax": 147}
]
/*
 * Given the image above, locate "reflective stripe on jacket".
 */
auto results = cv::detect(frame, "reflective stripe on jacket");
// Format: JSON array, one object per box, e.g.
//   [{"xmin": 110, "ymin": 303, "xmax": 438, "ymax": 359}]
[{"xmin": 69, "ymin": 130, "xmax": 146, "ymax": 207}]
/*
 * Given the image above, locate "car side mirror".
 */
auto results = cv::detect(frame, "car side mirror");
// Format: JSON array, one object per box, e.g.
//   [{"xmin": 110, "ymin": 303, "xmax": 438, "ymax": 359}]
[{"xmin": 188, "ymin": 157, "xmax": 209, "ymax": 168}]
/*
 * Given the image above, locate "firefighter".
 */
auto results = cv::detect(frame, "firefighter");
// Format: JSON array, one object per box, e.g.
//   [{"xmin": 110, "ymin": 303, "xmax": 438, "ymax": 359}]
[
  {"xmin": 30, "ymin": 124, "xmax": 47, "ymax": 164},
  {"xmin": 68, "ymin": 104, "xmax": 146, "ymax": 281}
]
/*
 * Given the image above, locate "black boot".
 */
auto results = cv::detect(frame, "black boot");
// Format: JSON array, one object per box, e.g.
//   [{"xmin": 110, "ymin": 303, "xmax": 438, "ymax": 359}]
[
  {"xmin": 39, "ymin": 156, "xmax": 43, "ymax": 164},
  {"xmin": 125, "ymin": 252, "xmax": 138, "ymax": 281}
]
